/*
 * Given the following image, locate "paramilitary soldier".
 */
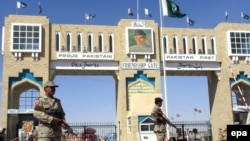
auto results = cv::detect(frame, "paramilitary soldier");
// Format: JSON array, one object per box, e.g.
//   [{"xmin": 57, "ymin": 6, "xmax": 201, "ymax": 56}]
[
  {"xmin": 34, "ymin": 81, "xmax": 68, "ymax": 141},
  {"xmin": 151, "ymin": 97, "xmax": 176, "ymax": 141}
]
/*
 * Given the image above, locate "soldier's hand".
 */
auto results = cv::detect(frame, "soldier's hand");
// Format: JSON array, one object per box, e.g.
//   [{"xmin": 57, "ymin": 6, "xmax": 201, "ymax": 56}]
[
  {"xmin": 170, "ymin": 123, "xmax": 176, "ymax": 128},
  {"xmin": 61, "ymin": 123, "xmax": 67, "ymax": 129},
  {"xmin": 51, "ymin": 118, "xmax": 61, "ymax": 126},
  {"xmin": 34, "ymin": 100, "xmax": 41, "ymax": 109},
  {"xmin": 158, "ymin": 117, "xmax": 164, "ymax": 121},
  {"xmin": 60, "ymin": 121, "xmax": 69, "ymax": 129}
]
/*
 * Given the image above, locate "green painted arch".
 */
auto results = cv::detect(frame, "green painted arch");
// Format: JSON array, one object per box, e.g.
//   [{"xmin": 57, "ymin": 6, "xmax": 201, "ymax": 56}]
[
  {"xmin": 126, "ymin": 71, "xmax": 155, "ymax": 87},
  {"xmin": 9, "ymin": 69, "xmax": 43, "ymax": 90},
  {"xmin": 229, "ymin": 71, "xmax": 250, "ymax": 88}
]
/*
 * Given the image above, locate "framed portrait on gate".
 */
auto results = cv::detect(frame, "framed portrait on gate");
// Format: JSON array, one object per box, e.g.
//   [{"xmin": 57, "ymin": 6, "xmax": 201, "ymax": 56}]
[{"xmin": 126, "ymin": 27, "xmax": 154, "ymax": 54}]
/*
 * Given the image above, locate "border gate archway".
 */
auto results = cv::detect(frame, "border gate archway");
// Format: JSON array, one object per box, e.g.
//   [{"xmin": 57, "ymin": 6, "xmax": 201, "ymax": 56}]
[{"xmin": 1, "ymin": 15, "xmax": 250, "ymax": 141}]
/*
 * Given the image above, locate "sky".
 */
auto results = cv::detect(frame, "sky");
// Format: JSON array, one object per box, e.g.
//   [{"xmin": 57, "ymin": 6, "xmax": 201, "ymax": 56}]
[{"xmin": 0, "ymin": 0, "xmax": 250, "ymax": 123}]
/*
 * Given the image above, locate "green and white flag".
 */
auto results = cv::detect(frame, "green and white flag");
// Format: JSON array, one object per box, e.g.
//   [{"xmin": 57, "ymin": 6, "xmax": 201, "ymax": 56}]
[
  {"xmin": 85, "ymin": 13, "xmax": 95, "ymax": 20},
  {"xmin": 241, "ymin": 12, "xmax": 249, "ymax": 20},
  {"xmin": 128, "ymin": 8, "xmax": 133, "ymax": 16},
  {"xmin": 17, "ymin": 1, "xmax": 27, "ymax": 9},
  {"xmin": 145, "ymin": 8, "xmax": 152, "ymax": 17},
  {"xmin": 38, "ymin": 2, "xmax": 42, "ymax": 15},
  {"xmin": 225, "ymin": 11, "xmax": 228, "ymax": 21},
  {"xmin": 187, "ymin": 16, "xmax": 195, "ymax": 26},
  {"xmin": 161, "ymin": 0, "xmax": 186, "ymax": 18}
]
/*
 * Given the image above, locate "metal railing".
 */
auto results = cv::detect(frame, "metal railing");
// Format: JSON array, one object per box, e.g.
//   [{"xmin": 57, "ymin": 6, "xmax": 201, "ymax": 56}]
[
  {"xmin": 67, "ymin": 122, "xmax": 117, "ymax": 141},
  {"xmin": 11, "ymin": 121, "xmax": 211, "ymax": 141},
  {"xmin": 169, "ymin": 120, "xmax": 212, "ymax": 141}
]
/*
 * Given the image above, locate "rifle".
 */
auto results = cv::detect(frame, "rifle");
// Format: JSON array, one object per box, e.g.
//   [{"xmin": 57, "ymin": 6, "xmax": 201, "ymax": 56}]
[
  {"xmin": 157, "ymin": 113, "xmax": 177, "ymax": 128},
  {"xmin": 58, "ymin": 120, "xmax": 77, "ymax": 136},
  {"xmin": 35, "ymin": 106, "xmax": 77, "ymax": 136}
]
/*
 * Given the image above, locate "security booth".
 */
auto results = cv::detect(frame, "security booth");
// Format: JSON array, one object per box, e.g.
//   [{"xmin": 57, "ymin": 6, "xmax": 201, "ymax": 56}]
[
  {"xmin": 232, "ymin": 105, "xmax": 250, "ymax": 125},
  {"xmin": 138, "ymin": 116, "xmax": 157, "ymax": 141}
]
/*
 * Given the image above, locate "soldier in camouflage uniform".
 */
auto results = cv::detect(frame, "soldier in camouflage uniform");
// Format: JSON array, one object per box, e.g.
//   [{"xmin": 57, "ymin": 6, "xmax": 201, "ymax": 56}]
[
  {"xmin": 34, "ymin": 81, "xmax": 67, "ymax": 141},
  {"xmin": 151, "ymin": 97, "xmax": 175, "ymax": 141}
]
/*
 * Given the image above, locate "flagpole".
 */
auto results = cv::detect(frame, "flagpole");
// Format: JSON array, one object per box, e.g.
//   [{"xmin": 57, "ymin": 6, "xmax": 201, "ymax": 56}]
[
  {"xmin": 186, "ymin": 16, "xmax": 188, "ymax": 28},
  {"xmin": 159, "ymin": 0, "xmax": 170, "ymax": 140},
  {"xmin": 144, "ymin": 8, "xmax": 147, "ymax": 19},
  {"xmin": 85, "ymin": 14, "xmax": 86, "ymax": 25},
  {"xmin": 225, "ymin": 11, "xmax": 228, "ymax": 22},
  {"xmin": 128, "ymin": 8, "xmax": 130, "ymax": 19},
  {"xmin": 241, "ymin": 12, "xmax": 243, "ymax": 23},
  {"xmin": 194, "ymin": 111, "xmax": 196, "ymax": 120},
  {"xmin": 137, "ymin": 0, "xmax": 139, "ymax": 20},
  {"xmin": 16, "ymin": 1, "xmax": 17, "ymax": 14}
]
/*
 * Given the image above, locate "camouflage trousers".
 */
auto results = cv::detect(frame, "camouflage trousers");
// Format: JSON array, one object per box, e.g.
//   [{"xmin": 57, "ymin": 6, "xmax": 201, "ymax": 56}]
[{"xmin": 155, "ymin": 132, "xmax": 166, "ymax": 141}]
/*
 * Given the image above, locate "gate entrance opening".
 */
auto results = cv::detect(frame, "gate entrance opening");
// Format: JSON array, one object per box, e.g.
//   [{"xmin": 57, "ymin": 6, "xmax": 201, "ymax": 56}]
[
  {"xmin": 165, "ymin": 76, "xmax": 210, "ymax": 121},
  {"xmin": 54, "ymin": 75, "xmax": 116, "ymax": 122}
]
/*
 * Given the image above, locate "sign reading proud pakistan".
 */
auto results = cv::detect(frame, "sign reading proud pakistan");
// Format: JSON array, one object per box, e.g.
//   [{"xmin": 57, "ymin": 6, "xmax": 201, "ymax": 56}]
[{"xmin": 56, "ymin": 53, "xmax": 114, "ymax": 60}]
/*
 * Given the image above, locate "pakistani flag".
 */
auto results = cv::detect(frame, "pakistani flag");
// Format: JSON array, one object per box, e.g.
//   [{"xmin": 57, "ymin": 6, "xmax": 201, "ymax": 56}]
[
  {"xmin": 38, "ymin": 2, "xmax": 42, "ymax": 14},
  {"xmin": 241, "ymin": 12, "xmax": 250, "ymax": 20},
  {"xmin": 17, "ymin": 1, "xmax": 27, "ymax": 9},
  {"xmin": 145, "ymin": 8, "xmax": 152, "ymax": 17},
  {"xmin": 225, "ymin": 11, "xmax": 228, "ymax": 21},
  {"xmin": 161, "ymin": 0, "xmax": 186, "ymax": 18},
  {"xmin": 85, "ymin": 13, "xmax": 95, "ymax": 20},
  {"xmin": 187, "ymin": 16, "xmax": 195, "ymax": 26},
  {"xmin": 128, "ymin": 8, "xmax": 133, "ymax": 16}
]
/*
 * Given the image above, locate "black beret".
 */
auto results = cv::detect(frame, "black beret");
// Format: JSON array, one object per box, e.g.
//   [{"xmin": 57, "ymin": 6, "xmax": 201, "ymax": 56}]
[{"xmin": 155, "ymin": 97, "xmax": 163, "ymax": 103}]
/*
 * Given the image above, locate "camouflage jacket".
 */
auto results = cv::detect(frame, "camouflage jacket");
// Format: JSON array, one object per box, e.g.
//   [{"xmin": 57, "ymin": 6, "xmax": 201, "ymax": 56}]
[
  {"xmin": 151, "ymin": 105, "xmax": 169, "ymax": 133},
  {"xmin": 33, "ymin": 95, "xmax": 65, "ymax": 138}
]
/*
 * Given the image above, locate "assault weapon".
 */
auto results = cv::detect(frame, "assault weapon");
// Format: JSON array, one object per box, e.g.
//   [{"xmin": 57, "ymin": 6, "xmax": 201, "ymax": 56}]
[
  {"xmin": 157, "ymin": 113, "xmax": 177, "ymax": 128},
  {"xmin": 58, "ymin": 119, "xmax": 77, "ymax": 136},
  {"xmin": 35, "ymin": 106, "xmax": 77, "ymax": 136}
]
